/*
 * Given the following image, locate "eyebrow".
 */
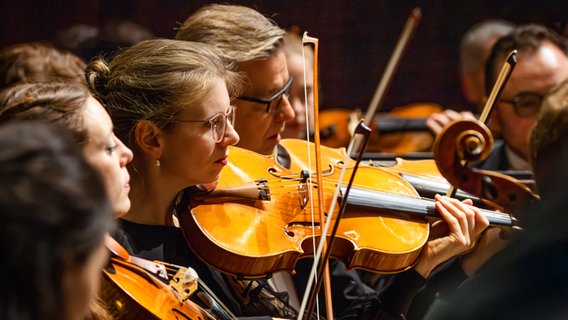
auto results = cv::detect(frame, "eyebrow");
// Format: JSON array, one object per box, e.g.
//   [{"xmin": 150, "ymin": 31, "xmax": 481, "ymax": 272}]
[
  {"xmin": 266, "ymin": 78, "xmax": 290, "ymax": 96},
  {"xmin": 200, "ymin": 106, "xmax": 233, "ymax": 119}
]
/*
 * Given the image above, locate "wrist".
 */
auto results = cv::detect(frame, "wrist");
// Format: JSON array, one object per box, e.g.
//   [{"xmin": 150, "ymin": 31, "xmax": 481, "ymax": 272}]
[{"xmin": 413, "ymin": 258, "xmax": 436, "ymax": 278}]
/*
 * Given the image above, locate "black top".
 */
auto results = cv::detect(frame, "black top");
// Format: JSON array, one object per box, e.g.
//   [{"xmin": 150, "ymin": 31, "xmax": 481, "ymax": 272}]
[{"xmin": 427, "ymin": 198, "xmax": 568, "ymax": 319}]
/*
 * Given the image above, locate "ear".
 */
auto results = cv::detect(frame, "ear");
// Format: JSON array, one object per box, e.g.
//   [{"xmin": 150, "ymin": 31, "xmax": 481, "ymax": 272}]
[{"xmin": 134, "ymin": 121, "xmax": 164, "ymax": 159}]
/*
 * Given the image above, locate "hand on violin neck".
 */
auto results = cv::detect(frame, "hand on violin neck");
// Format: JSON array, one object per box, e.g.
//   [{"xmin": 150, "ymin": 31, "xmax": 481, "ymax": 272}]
[
  {"xmin": 413, "ymin": 195, "xmax": 490, "ymax": 278},
  {"xmin": 426, "ymin": 109, "xmax": 476, "ymax": 136}
]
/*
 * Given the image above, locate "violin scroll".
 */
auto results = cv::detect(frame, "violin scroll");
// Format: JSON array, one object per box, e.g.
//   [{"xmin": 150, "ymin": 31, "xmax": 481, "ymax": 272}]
[
  {"xmin": 433, "ymin": 119, "xmax": 539, "ymax": 218},
  {"xmin": 435, "ymin": 119, "xmax": 493, "ymax": 165}
]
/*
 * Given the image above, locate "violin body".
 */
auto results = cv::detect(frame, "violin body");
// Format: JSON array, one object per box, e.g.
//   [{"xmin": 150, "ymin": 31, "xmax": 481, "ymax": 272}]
[
  {"xmin": 319, "ymin": 103, "xmax": 441, "ymax": 154},
  {"xmin": 100, "ymin": 239, "xmax": 214, "ymax": 320},
  {"xmin": 180, "ymin": 139, "xmax": 429, "ymax": 279}
]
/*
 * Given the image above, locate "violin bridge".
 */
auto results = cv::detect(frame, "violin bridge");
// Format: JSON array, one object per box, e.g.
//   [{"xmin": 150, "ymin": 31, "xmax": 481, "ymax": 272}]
[
  {"xmin": 169, "ymin": 267, "xmax": 199, "ymax": 303},
  {"xmin": 256, "ymin": 178, "xmax": 271, "ymax": 201}
]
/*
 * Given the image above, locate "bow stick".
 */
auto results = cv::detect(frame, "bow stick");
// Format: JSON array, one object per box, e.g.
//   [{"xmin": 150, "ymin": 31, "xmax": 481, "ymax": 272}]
[
  {"xmin": 300, "ymin": 32, "xmax": 335, "ymax": 319},
  {"xmin": 352, "ymin": 7, "xmax": 422, "ymax": 153}
]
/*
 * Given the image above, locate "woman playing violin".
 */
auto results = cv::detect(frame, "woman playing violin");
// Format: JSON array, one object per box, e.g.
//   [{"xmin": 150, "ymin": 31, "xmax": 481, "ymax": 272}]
[
  {"xmin": 85, "ymin": 39, "xmax": 253, "ymax": 319},
  {"xmin": 0, "ymin": 82, "xmax": 133, "ymax": 319},
  {"xmin": 0, "ymin": 120, "xmax": 114, "ymax": 320}
]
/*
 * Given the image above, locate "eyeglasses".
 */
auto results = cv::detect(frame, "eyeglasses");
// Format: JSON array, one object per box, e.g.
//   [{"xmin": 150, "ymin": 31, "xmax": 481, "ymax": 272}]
[
  {"xmin": 238, "ymin": 78, "xmax": 293, "ymax": 114},
  {"xmin": 499, "ymin": 92, "xmax": 543, "ymax": 118},
  {"xmin": 171, "ymin": 106, "xmax": 235, "ymax": 143}
]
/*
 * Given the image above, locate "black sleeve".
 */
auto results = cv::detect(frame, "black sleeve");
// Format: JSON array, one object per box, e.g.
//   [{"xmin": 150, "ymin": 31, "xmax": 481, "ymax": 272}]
[
  {"xmin": 404, "ymin": 258, "xmax": 468, "ymax": 320},
  {"xmin": 338, "ymin": 269, "xmax": 427, "ymax": 320}
]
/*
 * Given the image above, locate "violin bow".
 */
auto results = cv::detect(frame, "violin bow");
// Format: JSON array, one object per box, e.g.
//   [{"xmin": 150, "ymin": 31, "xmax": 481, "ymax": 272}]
[
  {"xmin": 352, "ymin": 7, "xmax": 422, "ymax": 153},
  {"xmin": 444, "ymin": 50, "xmax": 517, "ymax": 197},
  {"xmin": 299, "ymin": 31, "xmax": 374, "ymax": 319},
  {"xmin": 300, "ymin": 32, "xmax": 335, "ymax": 319}
]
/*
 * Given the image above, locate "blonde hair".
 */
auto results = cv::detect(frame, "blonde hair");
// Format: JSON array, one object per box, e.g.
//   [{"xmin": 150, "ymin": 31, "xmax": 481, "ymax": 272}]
[
  {"xmin": 175, "ymin": 4, "xmax": 285, "ymax": 63},
  {"xmin": 85, "ymin": 38, "xmax": 242, "ymax": 148}
]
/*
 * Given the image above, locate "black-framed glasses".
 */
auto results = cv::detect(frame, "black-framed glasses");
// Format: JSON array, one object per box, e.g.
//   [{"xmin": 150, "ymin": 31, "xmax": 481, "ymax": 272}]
[
  {"xmin": 238, "ymin": 78, "xmax": 293, "ymax": 114},
  {"xmin": 171, "ymin": 106, "xmax": 235, "ymax": 143},
  {"xmin": 499, "ymin": 92, "xmax": 543, "ymax": 118}
]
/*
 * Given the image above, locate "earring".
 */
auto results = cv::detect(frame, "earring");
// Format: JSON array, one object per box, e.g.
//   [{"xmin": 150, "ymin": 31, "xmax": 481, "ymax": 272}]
[{"xmin": 154, "ymin": 159, "xmax": 161, "ymax": 167}]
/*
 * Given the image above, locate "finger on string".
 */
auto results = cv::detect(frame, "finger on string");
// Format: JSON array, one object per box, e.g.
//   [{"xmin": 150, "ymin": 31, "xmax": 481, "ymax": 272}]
[
  {"xmin": 446, "ymin": 196, "xmax": 477, "ymax": 239},
  {"xmin": 434, "ymin": 194, "xmax": 468, "ymax": 242}
]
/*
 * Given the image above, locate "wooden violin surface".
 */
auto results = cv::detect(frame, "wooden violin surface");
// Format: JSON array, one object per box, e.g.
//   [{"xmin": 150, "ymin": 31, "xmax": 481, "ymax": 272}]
[{"xmin": 181, "ymin": 140, "xmax": 428, "ymax": 278}]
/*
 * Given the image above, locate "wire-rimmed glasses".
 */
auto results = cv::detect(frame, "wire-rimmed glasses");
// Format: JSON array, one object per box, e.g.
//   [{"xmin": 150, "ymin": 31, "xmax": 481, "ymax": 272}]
[{"xmin": 171, "ymin": 106, "xmax": 235, "ymax": 143}]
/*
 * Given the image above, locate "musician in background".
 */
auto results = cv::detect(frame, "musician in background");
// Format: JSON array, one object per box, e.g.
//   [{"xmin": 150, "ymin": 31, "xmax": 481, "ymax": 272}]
[
  {"xmin": 460, "ymin": 19, "xmax": 516, "ymax": 111},
  {"xmin": 0, "ymin": 121, "xmax": 114, "ymax": 320},
  {"xmin": 405, "ymin": 23, "xmax": 568, "ymax": 320},
  {"xmin": 429, "ymin": 78, "xmax": 568, "ymax": 320},
  {"xmin": 479, "ymin": 23, "xmax": 568, "ymax": 171},
  {"xmin": 426, "ymin": 19, "xmax": 514, "ymax": 137},
  {"xmin": 175, "ymin": 4, "xmax": 294, "ymax": 156},
  {"xmin": 0, "ymin": 42, "xmax": 87, "ymax": 89},
  {"xmin": 281, "ymin": 27, "xmax": 315, "ymax": 140},
  {"xmin": 429, "ymin": 23, "xmax": 568, "ymax": 172}
]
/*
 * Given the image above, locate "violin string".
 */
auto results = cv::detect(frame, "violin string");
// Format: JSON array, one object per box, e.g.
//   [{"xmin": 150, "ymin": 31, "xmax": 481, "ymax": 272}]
[{"xmin": 223, "ymin": 177, "xmax": 512, "ymax": 227}]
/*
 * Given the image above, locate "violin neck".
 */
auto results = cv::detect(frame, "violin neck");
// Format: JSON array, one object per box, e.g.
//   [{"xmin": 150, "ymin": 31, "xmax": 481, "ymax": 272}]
[
  {"xmin": 340, "ymin": 186, "xmax": 517, "ymax": 229},
  {"xmin": 399, "ymin": 173, "xmax": 486, "ymax": 207},
  {"xmin": 375, "ymin": 117, "xmax": 428, "ymax": 133}
]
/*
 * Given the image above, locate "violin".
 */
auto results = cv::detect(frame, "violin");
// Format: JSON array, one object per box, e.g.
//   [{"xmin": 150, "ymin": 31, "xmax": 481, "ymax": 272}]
[
  {"xmin": 319, "ymin": 103, "xmax": 442, "ymax": 154},
  {"xmin": 177, "ymin": 139, "xmax": 519, "ymax": 279},
  {"xmin": 100, "ymin": 236, "xmax": 215, "ymax": 320}
]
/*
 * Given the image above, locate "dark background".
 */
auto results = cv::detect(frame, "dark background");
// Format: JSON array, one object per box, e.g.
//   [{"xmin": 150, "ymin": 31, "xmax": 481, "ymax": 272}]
[{"xmin": 1, "ymin": 0, "xmax": 567, "ymax": 113}]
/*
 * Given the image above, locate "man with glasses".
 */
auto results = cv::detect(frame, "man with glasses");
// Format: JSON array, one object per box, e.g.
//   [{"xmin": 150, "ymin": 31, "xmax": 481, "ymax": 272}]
[
  {"xmin": 480, "ymin": 23, "xmax": 568, "ymax": 171},
  {"xmin": 427, "ymin": 23, "xmax": 568, "ymax": 172},
  {"xmin": 175, "ymin": 4, "xmax": 295, "ymax": 156},
  {"xmin": 427, "ymin": 19, "xmax": 515, "ymax": 137}
]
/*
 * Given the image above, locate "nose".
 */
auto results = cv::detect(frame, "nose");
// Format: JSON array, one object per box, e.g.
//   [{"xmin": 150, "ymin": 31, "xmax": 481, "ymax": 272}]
[
  {"xmin": 276, "ymin": 95, "xmax": 295, "ymax": 122},
  {"xmin": 119, "ymin": 139, "xmax": 134, "ymax": 167},
  {"xmin": 221, "ymin": 121, "xmax": 240, "ymax": 146}
]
